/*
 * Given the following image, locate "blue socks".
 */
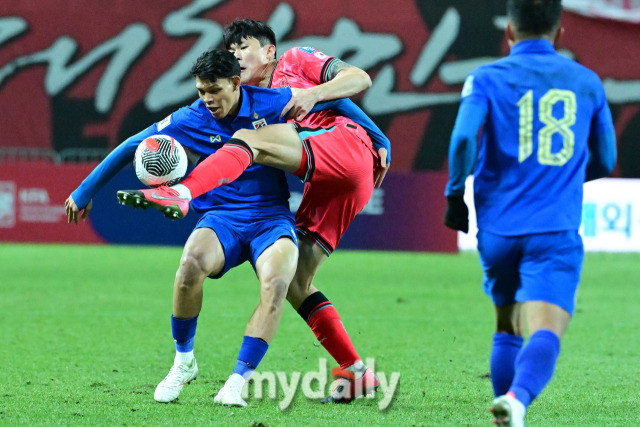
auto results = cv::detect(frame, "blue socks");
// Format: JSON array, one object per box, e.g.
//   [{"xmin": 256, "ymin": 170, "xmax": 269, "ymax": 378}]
[
  {"xmin": 171, "ymin": 315, "xmax": 198, "ymax": 353},
  {"xmin": 509, "ymin": 329, "xmax": 561, "ymax": 408},
  {"xmin": 233, "ymin": 336, "xmax": 269, "ymax": 379},
  {"xmin": 490, "ymin": 332, "xmax": 524, "ymax": 396}
]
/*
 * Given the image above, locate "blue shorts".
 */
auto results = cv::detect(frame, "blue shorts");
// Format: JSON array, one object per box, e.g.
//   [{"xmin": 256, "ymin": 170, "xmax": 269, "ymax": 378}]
[
  {"xmin": 477, "ymin": 229, "xmax": 584, "ymax": 315},
  {"xmin": 194, "ymin": 209, "xmax": 298, "ymax": 279}
]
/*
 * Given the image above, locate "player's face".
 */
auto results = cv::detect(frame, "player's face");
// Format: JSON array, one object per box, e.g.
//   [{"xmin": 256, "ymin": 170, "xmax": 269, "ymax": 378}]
[
  {"xmin": 228, "ymin": 37, "xmax": 275, "ymax": 86},
  {"xmin": 195, "ymin": 76, "xmax": 241, "ymax": 119}
]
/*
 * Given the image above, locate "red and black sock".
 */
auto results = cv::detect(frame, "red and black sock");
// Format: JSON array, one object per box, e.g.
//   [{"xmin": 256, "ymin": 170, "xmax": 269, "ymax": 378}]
[{"xmin": 297, "ymin": 291, "xmax": 360, "ymax": 369}]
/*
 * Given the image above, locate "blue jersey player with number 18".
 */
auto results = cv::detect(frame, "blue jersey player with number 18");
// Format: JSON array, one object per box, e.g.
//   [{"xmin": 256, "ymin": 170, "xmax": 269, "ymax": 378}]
[{"xmin": 444, "ymin": 1, "xmax": 616, "ymax": 425}]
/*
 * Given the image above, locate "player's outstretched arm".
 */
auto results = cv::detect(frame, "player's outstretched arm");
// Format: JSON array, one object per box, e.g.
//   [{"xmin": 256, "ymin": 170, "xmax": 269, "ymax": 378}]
[
  {"xmin": 66, "ymin": 126, "xmax": 156, "ymax": 224},
  {"xmin": 443, "ymin": 102, "xmax": 486, "ymax": 233},
  {"xmin": 281, "ymin": 61, "xmax": 371, "ymax": 122}
]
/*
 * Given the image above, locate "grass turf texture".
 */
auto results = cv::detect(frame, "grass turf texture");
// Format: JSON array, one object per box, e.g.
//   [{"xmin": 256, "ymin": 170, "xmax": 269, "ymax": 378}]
[{"xmin": 1, "ymin": 243, "xmax": 639, "ymax": 426}]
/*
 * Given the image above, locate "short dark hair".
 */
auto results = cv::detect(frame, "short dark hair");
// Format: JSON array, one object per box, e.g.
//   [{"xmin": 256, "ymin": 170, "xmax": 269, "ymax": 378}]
[
  {"xmin": 190, "ymin": 49, "xmax": 241, "ymax": 82},
  {"xmin": 223, "ymin": 18, "xmax": 277, "ymax": 50},
  {"xmin": 507, "ymin": 0, "xmax": 562, "ymax": 36}
]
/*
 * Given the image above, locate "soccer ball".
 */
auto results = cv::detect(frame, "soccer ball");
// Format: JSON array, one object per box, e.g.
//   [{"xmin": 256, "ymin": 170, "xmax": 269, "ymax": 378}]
[{"xmin": 134, "ymin": 135, "xmax": 188, "ymax": 187}]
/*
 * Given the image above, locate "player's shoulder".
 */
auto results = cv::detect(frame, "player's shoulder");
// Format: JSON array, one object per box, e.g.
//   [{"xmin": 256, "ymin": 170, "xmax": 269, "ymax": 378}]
[
  {"xmin": 157, "ymin": 99, "xmax": 206, "ymax": 131},
  {"xmin": 174, "ymin": 99, "xmax": 208, "ymax": 122},
  {"xmin": 283, "ymin": 46, "xmax": 331, "ymax": 61},
  {"xmin": 243, "ymin": 84, "xmax": 289, "ymax": 98},
  {"xmin": 243, "ymin": 85, "xmax": 291, "ymax": 107}
]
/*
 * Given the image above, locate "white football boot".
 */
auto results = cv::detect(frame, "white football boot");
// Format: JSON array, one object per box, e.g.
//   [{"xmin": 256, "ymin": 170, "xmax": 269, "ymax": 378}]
[
  {"xmin": 154, "ymin": 358, "xmax": 198, "ymax": 403},
  {"xmin": 213, "ymin": 373, "xmax": 247, "ymax": 407},
  {"xmin": 491, "ymin": 394, "xmax": 526, "ymax": 427}
]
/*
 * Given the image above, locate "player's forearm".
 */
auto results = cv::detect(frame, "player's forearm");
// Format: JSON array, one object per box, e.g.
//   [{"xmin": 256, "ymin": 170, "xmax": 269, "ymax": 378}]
[
  {"xmin": 444, "ymin": 102, "xmax": 484, "ymax": 197},
  {"xmin": 585, "ymin": 128, "xmax": 617, "ymax": 182},
  {"xmin": 445, "ymin": 133, "xmax": 477, "ymax": 197},
  {"xmin": 71, "ymin": 127, "xmax": 155, "ymax": 208},
  {"xmin": 313, "ymin": 67, "xmax": 372, "ymax": 102}
]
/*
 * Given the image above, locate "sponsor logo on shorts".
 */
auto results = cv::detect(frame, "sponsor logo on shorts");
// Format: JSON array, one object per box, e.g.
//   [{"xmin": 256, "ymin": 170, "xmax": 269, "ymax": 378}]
[{"xmin": 210, "ymin": 135, "xmax": 221, "ymax": 143}]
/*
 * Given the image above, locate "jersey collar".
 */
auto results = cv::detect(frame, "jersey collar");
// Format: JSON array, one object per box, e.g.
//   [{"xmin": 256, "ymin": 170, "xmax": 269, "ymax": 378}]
[
  {"xmin": 235, "ymin": 86, "xmax": 252, "ymax": 118},
  {"xmin": 509, "ymin": 39, "xmax": 555, "ymax": 56}
]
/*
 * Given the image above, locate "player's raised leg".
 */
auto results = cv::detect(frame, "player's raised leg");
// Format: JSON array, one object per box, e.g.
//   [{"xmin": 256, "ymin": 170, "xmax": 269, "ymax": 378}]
[
  {"xmin": 155, "ymin": 228, "xmax": 225, "ymax": 403},
  {"xmin": 118, "ymin": 124, "xmax": 304, "ymax": 218},
  {"xmin": 214, "ymin": 236, "xmax": 298, "ymax": 407},
  {"xmin": 177, "ymin": 125, "xmax": 302, "ymax": 200}
]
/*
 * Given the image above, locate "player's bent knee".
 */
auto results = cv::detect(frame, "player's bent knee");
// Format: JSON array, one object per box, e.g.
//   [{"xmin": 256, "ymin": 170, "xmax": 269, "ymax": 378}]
[{"xmin": 175, "ymin": 253, "xmax": 211, "ymax": 287}]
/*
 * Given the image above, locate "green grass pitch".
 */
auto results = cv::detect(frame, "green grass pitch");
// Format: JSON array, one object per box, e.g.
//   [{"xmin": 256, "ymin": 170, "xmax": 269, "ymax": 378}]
[{"xmin": 1, "ymin": 243, "xmax": 639, "ymax": 426}]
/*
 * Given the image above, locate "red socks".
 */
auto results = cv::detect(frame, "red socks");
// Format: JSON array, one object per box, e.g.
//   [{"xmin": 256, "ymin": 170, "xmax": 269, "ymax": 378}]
[
  {"xmin": 298, "ymin": 292, "xmax": 360, "ymax": 369},
  {"xmin": 181, "ymin": 138, "xmax": 253, "ymax": 198}
]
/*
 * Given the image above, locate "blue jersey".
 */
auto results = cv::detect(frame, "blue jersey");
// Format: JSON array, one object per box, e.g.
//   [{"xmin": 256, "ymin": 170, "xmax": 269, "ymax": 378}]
[
  {"xmin": 71, "ymin": 84, "xmax": 389, "ymax": 213},
  {"xmin": 446, "ymin": 39, "xmax": 616, "ymax": 235},
  {"xmin": 157, "ymin": 86, "xmax": 291, "ymax": 214}
]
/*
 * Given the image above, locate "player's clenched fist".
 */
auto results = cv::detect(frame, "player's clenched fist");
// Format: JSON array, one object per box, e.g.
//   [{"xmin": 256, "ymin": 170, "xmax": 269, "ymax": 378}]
[{"xmin": 443, "ymin": 195, "xmax": 468, "ymax": 234}]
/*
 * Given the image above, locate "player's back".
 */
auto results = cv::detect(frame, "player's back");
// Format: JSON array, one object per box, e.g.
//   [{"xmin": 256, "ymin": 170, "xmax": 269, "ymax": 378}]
[
  {"xmin": 270, "ymin": 47, "xmax": 357, "ymax": 130},
  {"xmin": 469, "ymin": 39, "xmax": 609, "ymax": 235}
]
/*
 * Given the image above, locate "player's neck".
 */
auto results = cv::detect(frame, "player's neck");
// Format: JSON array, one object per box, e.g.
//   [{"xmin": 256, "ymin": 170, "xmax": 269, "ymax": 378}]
[
  {"xmin": 256, "ymin": 61, "xmax": 276, "ymax": 88},
  {"xmin": 510, "ymin": 35, "xmax": 555, "ymax": 49}
]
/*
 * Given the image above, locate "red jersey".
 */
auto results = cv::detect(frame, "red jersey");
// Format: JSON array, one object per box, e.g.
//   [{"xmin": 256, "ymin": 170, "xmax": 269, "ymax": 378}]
[{"xmin": 268, "ymin": 46, "xmax": 361, "ymax": 131}]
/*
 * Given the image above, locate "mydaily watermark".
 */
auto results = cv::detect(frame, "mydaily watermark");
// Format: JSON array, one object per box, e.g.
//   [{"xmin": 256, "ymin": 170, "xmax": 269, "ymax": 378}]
[{"xmin": 242, "ymin": 358, "xmax": 400, "ymax": 410}]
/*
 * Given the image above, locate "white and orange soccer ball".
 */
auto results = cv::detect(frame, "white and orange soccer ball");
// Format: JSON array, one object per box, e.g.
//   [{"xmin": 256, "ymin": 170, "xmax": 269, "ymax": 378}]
[{"xmin": 134, "ymin": 135, "xmax": 188, "ymax": 187}]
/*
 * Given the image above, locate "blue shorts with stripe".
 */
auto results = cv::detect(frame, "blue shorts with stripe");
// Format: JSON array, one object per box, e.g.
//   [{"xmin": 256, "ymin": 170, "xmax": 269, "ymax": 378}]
[
  {"xmin": 477, "ymin": 229, "xmax": 584, "ymax": 315},
  {"xmin": 194, "ymin": 208, "xmax": 298, "ymax": 279}
]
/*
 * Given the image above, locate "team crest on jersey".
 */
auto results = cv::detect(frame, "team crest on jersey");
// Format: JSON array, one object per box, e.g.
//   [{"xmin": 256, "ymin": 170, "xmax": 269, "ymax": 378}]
[
  {"xmin": 252, "ymin": 118, "xmax": 267, "ymax": 129},
  {"xmin": 158, "ymin": 114, "xmax": 171, "ymax": 131},
  {"xmin": 461, "ymin": 75, "xmax": 474, "ymax": 98},
  {"xmin": 210, "ymin": 135, "xmax": 221, "ymax": 143}
]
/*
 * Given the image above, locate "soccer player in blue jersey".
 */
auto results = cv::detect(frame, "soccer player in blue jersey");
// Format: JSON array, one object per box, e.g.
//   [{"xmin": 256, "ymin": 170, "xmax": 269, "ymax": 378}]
[
  {"xmin": 443, "ymin": 1, "xmax": 616, "ymax": 425},
  {"xmin": 65, "ymin": 49, "xmax": 382, "ymax": 407}
]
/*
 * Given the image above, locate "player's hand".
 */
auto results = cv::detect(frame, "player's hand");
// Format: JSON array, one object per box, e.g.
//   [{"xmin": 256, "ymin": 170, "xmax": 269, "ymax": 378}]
[
  {"xmin": 443, "ymin": 195, "xmax": 469, "ymax": 233},
  {"xmin": 281, "ymin": 87, "xmax": 320, "ymax": 122},
  {"xmin": 65, "ymin": 196, "xmax": 92, "ymax": 225},
  {"xmin": 374, "ymin": 147, "xmax": 390, "ymax": 188}
]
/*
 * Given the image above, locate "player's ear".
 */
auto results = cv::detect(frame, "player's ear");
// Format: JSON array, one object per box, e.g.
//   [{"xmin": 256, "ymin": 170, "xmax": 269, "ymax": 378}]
[
  {"xmin": 265, "ymin": 44, "xmax": 276, "ymax": 61},
  {"xmin": 232, "ymin": 75, "xmax": 241, "ymax": 90},
  {"xmin": 506, "ymin": 22, "xmax": 516, "ymax": 48},
  {"xmin": 553, "ymin": 26, "xmax": 564, "ymax": 46}
]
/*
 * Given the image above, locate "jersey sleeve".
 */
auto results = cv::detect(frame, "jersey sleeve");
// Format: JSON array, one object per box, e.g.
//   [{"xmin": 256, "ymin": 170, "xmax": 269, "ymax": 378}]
[
  {"xmin": 445, "ymin": 99, "xmax": 487, "ymax": 197},
  {"xmin": 459, "ymin": 71, "xmax": 489, "ymax": 112},
  {"xmin": 586, "ymin": 81, "xmax": 617, "ymax": 181},
  {"xmin": 153, "ymin": 107, "xmax": 201, "ymax": 152},
  {"xmin": 285, "ymin": 47, "xmax": 341, "ymax": 85},
  {"xmin": 71, "ymin": 125, "xmax": 156, "ymax": 209}
]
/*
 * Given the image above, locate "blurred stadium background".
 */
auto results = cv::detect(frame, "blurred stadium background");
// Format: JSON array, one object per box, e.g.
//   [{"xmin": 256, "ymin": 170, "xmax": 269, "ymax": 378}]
[
  {"xmin": 1, "ymin": 1, "xmax": 640, "ymax": 424},
  {"xmin": 1, "ymin": 0, "xmax": 639, "ymax": 250}
]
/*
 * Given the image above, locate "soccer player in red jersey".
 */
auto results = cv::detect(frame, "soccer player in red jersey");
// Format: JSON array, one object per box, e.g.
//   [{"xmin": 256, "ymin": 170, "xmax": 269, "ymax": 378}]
[{"xmin": 119, "ymin": 19, "xmax": 389, "ymax": 403}]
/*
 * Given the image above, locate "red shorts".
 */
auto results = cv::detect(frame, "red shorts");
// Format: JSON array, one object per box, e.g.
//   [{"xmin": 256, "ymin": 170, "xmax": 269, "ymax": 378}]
[{"xmin": 293, "ymin": 122, "xmax": 377, "ymax": 255}]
